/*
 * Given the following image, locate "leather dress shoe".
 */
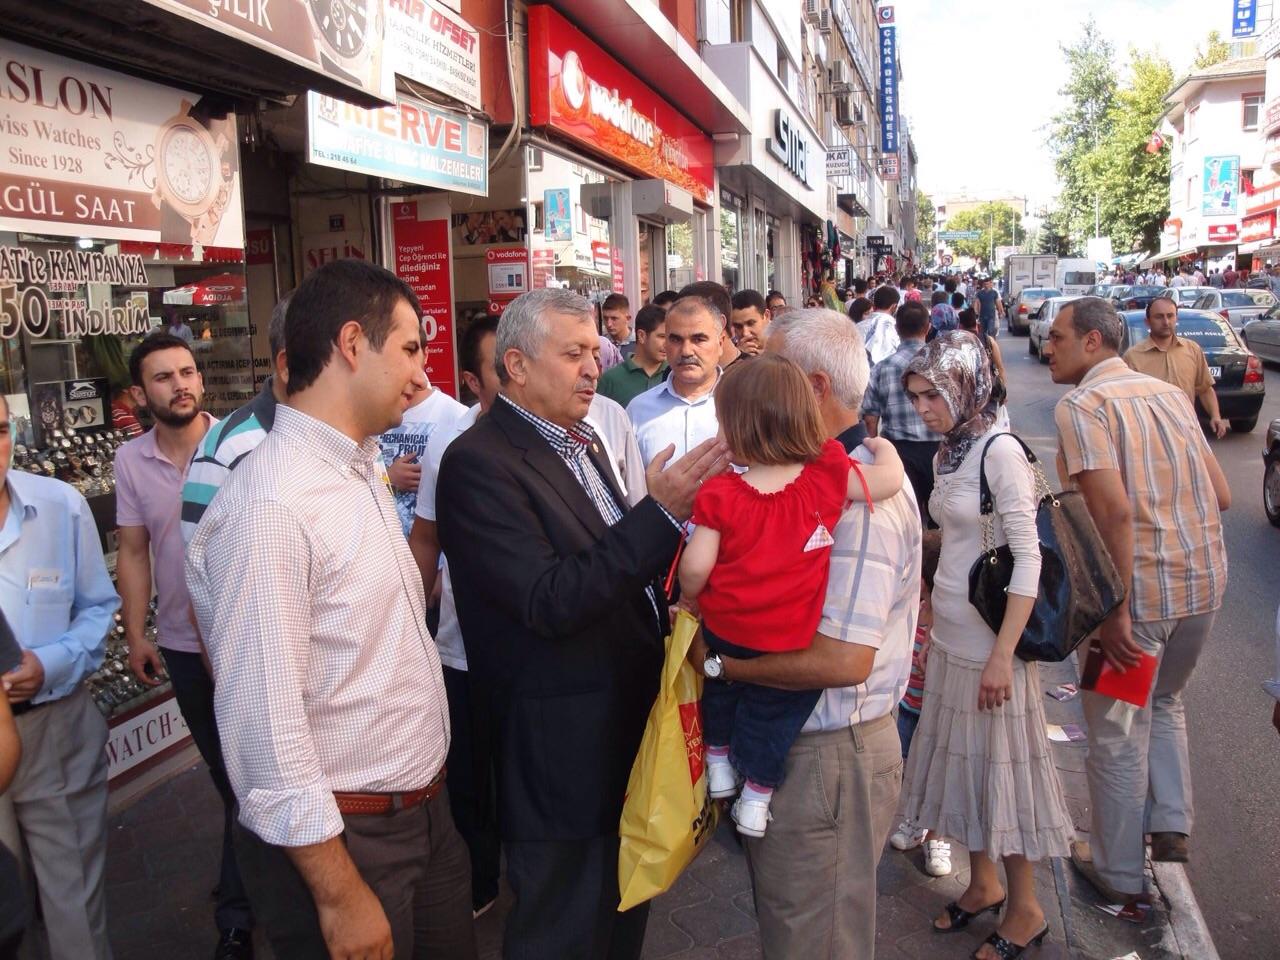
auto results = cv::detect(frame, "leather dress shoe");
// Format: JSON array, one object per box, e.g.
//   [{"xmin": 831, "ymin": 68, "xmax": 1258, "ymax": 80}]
[
  {"xmin": 1150, "ymin": 831, "xmax": 1189, "ymax": 863},
  {"xmin": 214, "ymin": 928, "xmax": 253, "ymax": 960}
]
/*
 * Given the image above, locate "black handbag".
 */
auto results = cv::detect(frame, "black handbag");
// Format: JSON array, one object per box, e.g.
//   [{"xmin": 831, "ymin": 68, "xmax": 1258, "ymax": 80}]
[{"xmin": 967, "ymin": 434, "xmax": 1125, "ymax": 663}]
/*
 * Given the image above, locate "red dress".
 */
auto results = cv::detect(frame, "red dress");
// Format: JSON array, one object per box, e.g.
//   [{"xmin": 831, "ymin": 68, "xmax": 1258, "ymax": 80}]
[{"xmin": 691, "ymin": 438, "xmax": 852, "ymax": 652}]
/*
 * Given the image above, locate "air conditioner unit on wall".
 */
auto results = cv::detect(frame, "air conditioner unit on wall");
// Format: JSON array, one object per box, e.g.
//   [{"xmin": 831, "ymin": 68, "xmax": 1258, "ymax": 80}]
[
  {"xmin": 818, "ymin": 10, "xmax": 832, "ymax": 33},
  {"xmin": 804, "ymin": 0, "xmax": 822, "ymax": 24},
  {"xmin": 835, "ymin": 95, "xmax": 854, "ymax": 126},
  {"xmin": 830, "ymin": 59, "xmax": 852, "ymax": 92}
]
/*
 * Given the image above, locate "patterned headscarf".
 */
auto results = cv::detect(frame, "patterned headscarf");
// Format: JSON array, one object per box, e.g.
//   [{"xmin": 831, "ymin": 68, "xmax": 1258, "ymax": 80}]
[{"xmin": 903, "ymin": 330, "xmax": 996, "ymax": 474}]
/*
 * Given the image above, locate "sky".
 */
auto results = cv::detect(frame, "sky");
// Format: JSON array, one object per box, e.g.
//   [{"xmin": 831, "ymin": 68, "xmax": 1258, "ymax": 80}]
[{"xmin": 896, "ymin": 0, "xmax": 1230, "ymax": 214}]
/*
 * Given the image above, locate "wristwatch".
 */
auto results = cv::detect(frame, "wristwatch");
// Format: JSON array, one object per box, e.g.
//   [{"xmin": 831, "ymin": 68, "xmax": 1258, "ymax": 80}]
[
  {"xmin": 305, "ymin": 0, "xmax": 380, "ymax": 81},
  {"xmin": 153, "ymin": 100, "xmax": 232, "ymax": 245},
  {"xmin": 703, "ymin": 651, "xmax": 724, "ymax": 679}
]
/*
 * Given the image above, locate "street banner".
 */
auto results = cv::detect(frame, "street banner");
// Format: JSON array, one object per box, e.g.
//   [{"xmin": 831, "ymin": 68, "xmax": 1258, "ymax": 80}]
[
  {"xmin": 878, "ymin": 23, "xmax": 898, "ymax": 154},
  {"xmin": 307, "ymin": 91, "xmax": 488, "ymax": 196},
  {"xmin": 1202, "ymin": 156, "xmax": 1240, "ymax": 215},
  {"xmin": 391, "ymin": 201, "xmax": 457, "ymax": 398},
  {"xmin": 0, "ymin": 38, "xmax": 244, "ymax": 248}
]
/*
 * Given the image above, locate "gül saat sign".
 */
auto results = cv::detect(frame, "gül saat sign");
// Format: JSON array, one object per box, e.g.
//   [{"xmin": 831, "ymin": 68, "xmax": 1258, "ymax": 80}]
[{"xmin": 527, "ymin": 6, "xmax": 714, "ymax": 205}]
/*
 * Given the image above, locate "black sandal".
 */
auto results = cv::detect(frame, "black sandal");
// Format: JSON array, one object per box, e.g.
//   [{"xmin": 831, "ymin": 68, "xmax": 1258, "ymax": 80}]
[
  {"xmin": 932, "ymin": 898, "xmax": 1005, "ymax": 933},
  {"xmin": 972, "ymin": 925, "xmax": 1049, "ymax": 959}
]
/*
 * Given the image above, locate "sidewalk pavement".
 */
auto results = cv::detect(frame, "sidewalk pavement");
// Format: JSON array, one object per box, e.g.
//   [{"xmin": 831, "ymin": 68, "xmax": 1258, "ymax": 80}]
[{"xmin": 105, "ymin": 658, "xmax": 1213, "ymax": 960}]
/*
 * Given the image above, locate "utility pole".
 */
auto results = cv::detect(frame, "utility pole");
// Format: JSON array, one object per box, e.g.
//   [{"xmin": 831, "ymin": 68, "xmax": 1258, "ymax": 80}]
[{"xmin": 989, "ymin": 208, "xmax": 995, "ymax": 269}]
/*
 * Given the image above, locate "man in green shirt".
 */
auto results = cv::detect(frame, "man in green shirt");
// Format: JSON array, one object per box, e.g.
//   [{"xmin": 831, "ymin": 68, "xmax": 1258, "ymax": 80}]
[{"xmin": 597, "ymin": 303, "xmax": 668, "ymax": 407}]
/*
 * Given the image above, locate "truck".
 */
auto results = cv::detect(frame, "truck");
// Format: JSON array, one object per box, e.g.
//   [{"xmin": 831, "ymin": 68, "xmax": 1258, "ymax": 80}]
[{"xmin": 1001, "ymin": 255, "xmax": 1058, "ymax": 307}]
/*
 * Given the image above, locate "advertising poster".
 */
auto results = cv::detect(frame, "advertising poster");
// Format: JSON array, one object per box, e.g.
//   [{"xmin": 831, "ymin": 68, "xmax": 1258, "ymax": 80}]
[
  {"xmin": 307, "ymin": 91, "xmax": 489, "ymax": 197},
  {"xmin": 1202, "ymin": 156, "xmax": 1240, "ymax": 215},
  {"xmin": 387, "ymin": 0, "xmax": 482, "ymax": 109},
  {"xmin": 0, "ymin": 38, "xmax": 244, "ymax": 247},
  {"xmin": 451, "ymin": 210, "xmax": 527, "ymax": 247},
  {"xmin": 140, "ymin": 0, "xmax": 392, "ymax": 102},
  {"xmin": 61, "ymin": 378, "xmax": 109, "ymax": 432},
  {"xmin": 545, "ymin": 189, "xmax": 572, "ymax": 241},
  {"xmin": 486, "ymin": 246, "xmax": 530, "ymax": 300},
  {"xmin": 5, "ymin": 393, "xmax": 33, "ymax": 447},
  {"xmin": 531, "ymin": 248, "xmax": 556, "ymax": 289},
  {"xmin": 391, "ymin": 202, "xmax": 457, "ymax": 399}
]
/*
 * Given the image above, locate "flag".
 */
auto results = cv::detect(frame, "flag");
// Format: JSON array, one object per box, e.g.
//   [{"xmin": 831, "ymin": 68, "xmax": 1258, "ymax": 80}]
[{"xmin": 1145, "ymin": 132, "xmax": 1165, "ymax": 154}]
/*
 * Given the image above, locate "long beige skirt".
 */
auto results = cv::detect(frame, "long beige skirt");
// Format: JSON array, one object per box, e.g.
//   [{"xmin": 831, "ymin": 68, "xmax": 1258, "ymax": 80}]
[{"xmin": 898, "ymin": 646, "xmax": 1075, "ymax": 862}]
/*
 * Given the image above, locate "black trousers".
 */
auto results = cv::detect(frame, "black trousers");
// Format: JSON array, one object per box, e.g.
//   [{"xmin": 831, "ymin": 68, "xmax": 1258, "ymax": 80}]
[
  {"xmin": 885, "ymin": 437, "xmax": 939, "ymax": 528},
  {"xmin": 503, "ymin": 835, "xmax": 649, "ymax": 960},
  {"xmin": 162, "ymin": 648, "xmax": 253, "ymax": 932},
  {"xmin": 234, "ymin": 788, "xmax": 476, "ymax": 959},
  {"xmin": 442, "ymin": 665, "xmax": 501, "ymax": 907}
]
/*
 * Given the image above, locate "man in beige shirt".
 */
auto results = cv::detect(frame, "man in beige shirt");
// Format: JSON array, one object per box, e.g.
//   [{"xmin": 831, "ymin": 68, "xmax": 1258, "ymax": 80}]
[{"xmin": 1123, "ymin": 296, "xmax": 1229, "ymax": 438}]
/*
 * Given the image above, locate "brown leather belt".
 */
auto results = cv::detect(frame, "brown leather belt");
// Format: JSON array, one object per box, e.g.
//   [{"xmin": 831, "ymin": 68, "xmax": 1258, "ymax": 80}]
[{"xmin": 333, "ymin": 767, "xmax": 446, "ymax": 816}]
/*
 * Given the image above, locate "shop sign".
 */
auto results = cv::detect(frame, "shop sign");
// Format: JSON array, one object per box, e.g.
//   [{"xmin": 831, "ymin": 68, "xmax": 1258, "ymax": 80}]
[
  {"xmin": 527, "ymin": 6, "xmax": 715, "ymax": 205},
  {"xmin": 1234, "ymin": 0, "xmax": 1258, "ymax": 38},
  {"xmin": 307, "ymin": 91, "xmax": 488, "ymax": 197},
  {"xmin": 387, "ymin": 0, "xmax": 482, "ymax": 110},
  {"xmin": 766, "ymin": 111, "xmax": 813, "ymax": 188},
  {"xmin": 531, "ymin": 247, "xmax": 555, "ymax": 289},
  {"xmin": 591, "ymin": 241, "xmax": 612, "ymax": 274},
  {"xmin": 1206, "ymin": 222, "xmax": 1240, "ymax": 243},
  {"xmin": 0, "ymin": 245, "xmax": 150, "ymax": 339},
  {"xmin": 1242, "ymin": 211, "xmax": 1275, "ymax": 242},
  {"xmin": 878, "ymin": 23, "xmax": 898, "ymax": 154},
  {"xmin": 826, "ymin": 147, "xmax": 851, "ymax": 179},
  {"xmin": 879, "ymin": 155, "xmax": 900, "ymax": 181},
  {"xmin": 612, "ymin": 253, "xmax": 625, "ymax": 294},
  {"xmin": 391, "ymin": 201, "xmax": 457, "ymax": 397},
  {"xmin": 1202, "ymin": 156, "xmax": 1239, "ymax": 215},
  {"xmin": 245, "ymin": 228, "xmax": 274, "ymax": 265},
  {"xmin": 486, "ymin": 246, "xmax": 530, "ymax": 299},
  {"xmin": 106, "ymin": 693, "xmax": 190, "ymax": 782},
  {"xmin": 139, "ymin": 0, "xmax": 392, "ymax": 102},
  {"xmin": 1247, "ymin": 176, "xmax": 1280, "ymax": 215},
  {"xmin": 0, "ymin": 39, "xmax": 245, "ymax": 247}
]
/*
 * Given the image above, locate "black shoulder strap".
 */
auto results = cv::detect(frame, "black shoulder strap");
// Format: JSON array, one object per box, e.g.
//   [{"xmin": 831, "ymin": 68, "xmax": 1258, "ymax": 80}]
[{"xmin": 976, "ymin": 432, "xmax": 1038, "ymax": 516}]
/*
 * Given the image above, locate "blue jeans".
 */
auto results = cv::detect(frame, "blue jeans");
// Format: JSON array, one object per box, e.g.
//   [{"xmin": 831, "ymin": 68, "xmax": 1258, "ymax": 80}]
[
  {"xmin": 896, "ymin": 706, "xmax": 920, "ymax": 761},
  {"xmin": 701, "ymin": 628, "xmax": 822, "ymax": 788}
]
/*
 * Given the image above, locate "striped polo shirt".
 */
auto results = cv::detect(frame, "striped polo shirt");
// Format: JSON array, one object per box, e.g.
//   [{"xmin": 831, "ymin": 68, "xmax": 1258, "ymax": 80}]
[
  {"xmin": 1054, "ymin": 357, "xmax": 1226, "ymax": 622},
  {"xmin": 180, "ymin": 378, "xmax": 278, "ymax": 543}
]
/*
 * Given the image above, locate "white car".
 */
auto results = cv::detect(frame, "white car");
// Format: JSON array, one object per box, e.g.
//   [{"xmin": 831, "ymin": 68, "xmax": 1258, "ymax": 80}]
[{"xmin": 1029, "ymin": 296, "xmax": 1078, "ymax": 362}]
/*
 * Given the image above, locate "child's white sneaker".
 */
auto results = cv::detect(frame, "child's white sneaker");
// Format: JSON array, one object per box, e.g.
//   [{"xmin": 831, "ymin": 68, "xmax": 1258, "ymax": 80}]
[
  {"xmin": 730, "ymin": 796, "xmax": 772, "ymax": 837},
  {"xmin": 706, "ymin": 758, "xmax": 742, "ymax": 799},
  {"xmin": 889, "ymin": 819, "xmax": 927, "ymax": 851}
]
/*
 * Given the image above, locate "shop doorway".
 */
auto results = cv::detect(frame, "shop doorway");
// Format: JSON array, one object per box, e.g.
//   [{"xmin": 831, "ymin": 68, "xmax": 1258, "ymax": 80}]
[{"xmin": 639, "ymin": 220, "xmax": 666, "ymax": 303}]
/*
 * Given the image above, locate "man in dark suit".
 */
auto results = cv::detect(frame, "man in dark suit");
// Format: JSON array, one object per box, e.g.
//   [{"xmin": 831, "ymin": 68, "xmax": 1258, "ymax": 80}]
[{"xmin": 437, "ymin": 289, "xmax": 727, "ymax": 960}]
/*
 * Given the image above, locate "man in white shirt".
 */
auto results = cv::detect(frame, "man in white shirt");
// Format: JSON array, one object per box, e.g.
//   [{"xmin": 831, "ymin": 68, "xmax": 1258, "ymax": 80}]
[
  {"xmin": 691, "ymin": 308, "xmax": 921, "ymax": 960},
  {"xmin": 380, "ymin": 384, "xmax": 468, "ymax": 537},
  {"xmin": 626, "ymin": 297, "xmax": 722, "ymax": 463},
  {"xmin": 857, "ymin": 286, "xmax": 902, "ymax": 365}
]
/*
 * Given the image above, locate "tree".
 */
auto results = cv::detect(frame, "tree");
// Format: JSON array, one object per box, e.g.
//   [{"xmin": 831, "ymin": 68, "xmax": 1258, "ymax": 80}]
[
  {"xmin": 1037, "ymin": 207, "xmax": 1074, "ymax": 256},
  {"xmin": 1081, "ymin": 50, "xmax": 1173, "ymax": 254},
  {"xmin": 1193, "ymin": 29, "xmax": 1230, "ymax": 69},
  {"xmin": 916, "ymin": 189, "xmax": 935, "ymax": 260},
  {"xmin": 1047, "ymin": 19, "xmax": 1117, "ymax": 248},
  {"xmin": 945, "ymin": 202, "xmax": 1022, "ymax": 264}
]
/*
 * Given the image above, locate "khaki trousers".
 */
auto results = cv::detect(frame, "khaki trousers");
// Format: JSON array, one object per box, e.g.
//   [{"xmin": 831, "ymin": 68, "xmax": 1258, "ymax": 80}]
[
  {"xmin": 0, "ymin": 687, "xmax": 111, "ymax": 960},
  {"xmin": 1080, "ymin": 610, "xmax": 1215, "ymax": 894},
  {"xmin": 743, "ymin": 712, "xmax": 902, "ymax": 960}
]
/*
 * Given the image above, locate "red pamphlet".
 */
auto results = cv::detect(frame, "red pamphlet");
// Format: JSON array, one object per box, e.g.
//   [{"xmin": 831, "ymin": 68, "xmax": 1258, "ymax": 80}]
[{"xmin": 1080, "ymin": 648, "xmax": 1158, "ymax": 708}]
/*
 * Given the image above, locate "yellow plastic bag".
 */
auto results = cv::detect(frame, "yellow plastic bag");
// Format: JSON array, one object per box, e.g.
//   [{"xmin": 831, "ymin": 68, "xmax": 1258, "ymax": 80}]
[{"xmin": 618, "ymin": 610, "xmax": 718, "ymax": 911}]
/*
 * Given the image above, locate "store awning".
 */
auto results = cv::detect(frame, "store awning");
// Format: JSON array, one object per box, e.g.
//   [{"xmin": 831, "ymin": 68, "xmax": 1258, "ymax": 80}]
[
  {"xmin": 1140, "ymin": 247, "xmax": 1198, "ymax": 267},
  {"xmin": 163, "ymin": 273, "xmax": 245, "ymax": 306}
]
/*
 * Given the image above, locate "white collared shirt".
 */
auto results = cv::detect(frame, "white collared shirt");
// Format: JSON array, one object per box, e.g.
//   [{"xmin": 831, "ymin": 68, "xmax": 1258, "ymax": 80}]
[
  {"xmin": 186, "ymin": 405, "xmax": 449, "ymax": 846},
  {"xmin": 625, "ymin": 372, "xmax": 720, "ymax": 465}
]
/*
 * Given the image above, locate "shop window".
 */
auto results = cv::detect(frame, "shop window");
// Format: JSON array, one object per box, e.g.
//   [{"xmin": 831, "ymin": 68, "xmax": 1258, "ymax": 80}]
[
  {"xmin": 667, "ymin": 221, "xmax": 696, "ymax": 291},
  {"xmin": 720, "ymin": 204, "xmax": 742, "ymax": 292},
  {"xmin": 1244, "ymin": 93, "xmax": 1264, "ymax": 132},
  {"xmin": 730, "ymin": 0, "xmax": 748, "ymax": 42}
]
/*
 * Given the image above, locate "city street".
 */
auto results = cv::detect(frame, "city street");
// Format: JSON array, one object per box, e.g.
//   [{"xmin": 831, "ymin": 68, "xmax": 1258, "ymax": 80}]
[{"xmin": 996, "ymin": 326, "xmax": 1280, "ymax": 960}]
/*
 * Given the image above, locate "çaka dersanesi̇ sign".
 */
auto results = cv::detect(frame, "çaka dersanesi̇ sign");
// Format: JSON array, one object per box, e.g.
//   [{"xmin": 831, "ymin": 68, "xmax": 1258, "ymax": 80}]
[{"xmin": 527, "ymin": 5, "xmax": 715, "ymax": 206}]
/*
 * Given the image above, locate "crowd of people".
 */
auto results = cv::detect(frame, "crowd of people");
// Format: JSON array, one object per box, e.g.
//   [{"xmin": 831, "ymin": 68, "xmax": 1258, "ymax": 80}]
[{"xmin": 0, "ymin": 258, "xmax": 1238, "ymax": 960}]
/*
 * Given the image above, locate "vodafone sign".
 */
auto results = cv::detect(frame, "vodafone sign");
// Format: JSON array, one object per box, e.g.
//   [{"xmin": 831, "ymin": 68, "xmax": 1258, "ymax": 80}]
[{"xmin": 528, "ymin": 6, "xmax": 715, "ymax": 204}]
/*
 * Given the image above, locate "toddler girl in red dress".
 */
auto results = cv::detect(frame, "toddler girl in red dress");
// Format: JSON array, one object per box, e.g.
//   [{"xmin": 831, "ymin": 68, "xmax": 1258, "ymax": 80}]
[{"xmin": 679, "ymin": 354, "xmax": 904, "ymax": 836}]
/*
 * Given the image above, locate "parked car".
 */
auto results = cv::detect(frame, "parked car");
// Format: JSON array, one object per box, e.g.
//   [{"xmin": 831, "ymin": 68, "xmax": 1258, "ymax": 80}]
[
  {"xmin": 1265, "ymin": 418, "xmax": 1280, "ymax": 526},
  {"xmin": 1106, "ymin": 285, "xmax": 1166, "ymax": 310},
  {"xmin": 1084, "ymin": 284, "xmax": 1116, "ymax": 298},
  {"xmin": 1028, "ymin": 296, "xmax": 1076, "ymax": 362},
  {"xmin": 1191, "ymin": 289, "xmax": 1278, "ymax": 328},
  {"xmin": 1120, "ymin": 308, "xmax": 1266, "ymax": 432},
  {"xmin": 1159, "ymin": 285, "xmax": 1215, "ymax": 306},
  {"xmin": 1007, "ymin": 287, "xmax": 1062, "ymax": 335},
  {"xmin": 1241, "ymin": 305, "xmax": 1280, "ymax": 364}
]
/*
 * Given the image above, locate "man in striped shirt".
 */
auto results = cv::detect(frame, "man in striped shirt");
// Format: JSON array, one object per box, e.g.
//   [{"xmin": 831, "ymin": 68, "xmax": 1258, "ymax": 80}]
[
  {"xmin": 180, "ymin": 296, "xmax": 288, "ymax": 544},
  {"xmin": 1044, "ymin": 297, "xmax": 1230, "ymax": 904}
]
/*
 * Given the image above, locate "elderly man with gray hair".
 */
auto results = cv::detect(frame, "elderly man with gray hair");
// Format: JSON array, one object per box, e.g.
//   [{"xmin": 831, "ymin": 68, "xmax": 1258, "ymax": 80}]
[
  {"xmin": 688, "ymin": 308, "xmax": 922, "ymax": 959},
  {"xmin": 436, "ymin": 288, "xmax": 729, "ymax": 960}
]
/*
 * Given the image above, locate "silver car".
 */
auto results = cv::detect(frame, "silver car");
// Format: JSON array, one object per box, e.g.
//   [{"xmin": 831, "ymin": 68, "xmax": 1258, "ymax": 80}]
[
  {"xmin": 1159, "ymin": 285, "xmax": 1216, "ymax": 306},
  {"xmin": 1029, "ymin": 296, "xmax": 1077, "ymax": 362},
  {"xmin": 1192, "ymin": 289, "xmax": 1278, "ymax": 328}
]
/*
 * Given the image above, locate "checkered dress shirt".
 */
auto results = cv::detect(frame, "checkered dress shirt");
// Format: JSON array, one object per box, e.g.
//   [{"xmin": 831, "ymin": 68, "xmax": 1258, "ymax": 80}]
[
  {"xmin": 861, "ymin": 340, "xmax": 941, "ymax": 443},
  {"xmin": 185, "ymin": 405, "xmax": 449, "ymax": 847}
]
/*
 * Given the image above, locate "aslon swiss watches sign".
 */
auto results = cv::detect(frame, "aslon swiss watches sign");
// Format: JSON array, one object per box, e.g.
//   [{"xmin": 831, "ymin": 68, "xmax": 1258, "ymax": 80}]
[{"xmin": 527, "ymin": 6, "xmax": 714, "ymax": 204}]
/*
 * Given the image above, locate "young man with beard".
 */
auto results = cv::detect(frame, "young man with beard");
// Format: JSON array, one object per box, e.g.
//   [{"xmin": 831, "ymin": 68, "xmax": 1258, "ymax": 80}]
[{"xmin": 114, "ymin": 335, "xmax": 250, "ymax": 958}]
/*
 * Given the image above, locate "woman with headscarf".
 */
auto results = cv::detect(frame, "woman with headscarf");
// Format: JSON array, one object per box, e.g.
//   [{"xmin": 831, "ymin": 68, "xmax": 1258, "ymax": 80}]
[{"xmin": 897, "ymin": 331, "xmax": 1073, "ymax": 960}]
